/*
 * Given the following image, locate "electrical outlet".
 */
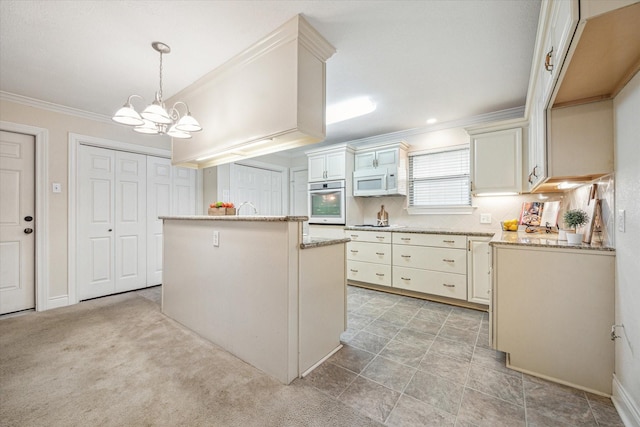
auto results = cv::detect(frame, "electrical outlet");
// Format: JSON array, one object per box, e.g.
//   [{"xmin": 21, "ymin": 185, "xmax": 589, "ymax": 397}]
[
  {"xmin": 213, "ymin": 230, "xmax": 219, "ymax": 247},
  {"xmin": 480, "ymin": 213, "xmax": 492, "ymax": 224},
  {"xmin": 617, "ymin": 210, "xmax": 625, "ymax": 232}
]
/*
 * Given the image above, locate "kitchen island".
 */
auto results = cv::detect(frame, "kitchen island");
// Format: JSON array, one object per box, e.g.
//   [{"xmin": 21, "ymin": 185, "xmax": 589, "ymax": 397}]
[{"xmin": 160, "ymin": 215, "xmax": 349, "ymax": 384}]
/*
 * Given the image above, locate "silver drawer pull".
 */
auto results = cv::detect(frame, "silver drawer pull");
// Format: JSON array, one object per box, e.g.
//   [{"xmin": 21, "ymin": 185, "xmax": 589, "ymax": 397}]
[
  {"xmin": 401, "ymin": 237, "xmax": 411, "ymax": 241},
  {"xmin": 350, "ymin": 234, "xmax": 359, "ymax": 238},
  {"xmin": 401, "ymin": 277, "xmax": 411, "ymax": 281},
  {"xmin": 376, "ymin": 252, "xmax": 385, "ymax": 256},
  {"xmin": 350, "ymin": 250, "xmax": 359, "ymax": 253},
  {"xmin": 350, "ymin": 269, "xmax": 358, "ymax": 273},
  {"xmin": 376, "ymin": 235, "xmax": 385, "ymax": 239},
  {"xmin": 442, "ymin": 284, "xmax": 455, "ymax": 288},
  {"xmin": 375, "ymin": 273, "xmax": 385, "ymax": 277},
  {"xmin": 401, "ymin": 255, "xmax": 411, "ymax": 258},
  {"xmin": 443, "ymin": 240, "xmax": 455, "ymax": 243},
  {"xmin": 442, "ymin": 259, "xmax": 455, "ymax": 263}
]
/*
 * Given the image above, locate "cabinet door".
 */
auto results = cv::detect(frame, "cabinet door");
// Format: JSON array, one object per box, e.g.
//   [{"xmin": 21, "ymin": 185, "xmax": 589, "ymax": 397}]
[
  {"xmin": 527, "ymin": 75, "xmax": 548, "ymax": 191},
  {"xmin": 375, "ymin": 148, "xmax": 398, "ymax": 168},
  {"xmin": 471, "ymin": 128, "xmax": 522, "ymax": 195},
  {"xmin": 467, "ymin": 238, "xmax": 491, "ymax": 304},
  {"xmin": 355, "ymin": 151, "xmax": 376, "ymax": 170},
  {"xmin": 325, "ymin": 151, "xmax": 346, "ymax": 180},
  {"xmin": 308, "ymin": 155, "xmax": 326, "ymax": 182}
]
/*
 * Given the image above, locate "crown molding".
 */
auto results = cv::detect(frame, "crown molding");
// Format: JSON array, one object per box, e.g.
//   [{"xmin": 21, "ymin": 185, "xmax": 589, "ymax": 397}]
[
  {"xmin": 0, "ymin": 91, "xmax": 112, "ymax": 124},
  {"xmin": 346, "ymin": 106, "xmax": 525, "ymax": 148}
]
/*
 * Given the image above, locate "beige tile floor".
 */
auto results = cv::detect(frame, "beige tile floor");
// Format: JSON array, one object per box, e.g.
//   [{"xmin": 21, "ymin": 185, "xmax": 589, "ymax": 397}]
[{"xmin": 301, "ymin": 285, "xmax": 624, "ymax": 427}]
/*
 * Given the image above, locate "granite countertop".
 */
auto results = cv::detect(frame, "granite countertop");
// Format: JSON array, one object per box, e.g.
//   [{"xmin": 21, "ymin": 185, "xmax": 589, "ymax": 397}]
[
  {"xmin": 300, "ymin": 237, "xmax": 351, "ymax": 250},
  {"xmin": 160, "ymin": 215, "xmax": 308, "ymax": 222},
  {"xmin": 490, "ymin": 230, "xmax": 615, "ymax": 252},
  {"xmin": 344, "ymin": 225, "xmax": 494, "ymax": 237}
]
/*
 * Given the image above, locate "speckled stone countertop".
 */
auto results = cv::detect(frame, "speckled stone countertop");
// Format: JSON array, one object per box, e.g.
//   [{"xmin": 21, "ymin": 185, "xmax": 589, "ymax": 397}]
[
  {"xmin": 300, "ymin": 237, "xmax": 351, "ymax": 250},
  {"xmin": 160, "ymin": 215, "xmax": 308, "ymax": 222},
  {"xmin": 344, "ymin": 226, "xmax": 494, "ymax": 237},
  {"xmin": 490, "ymin": 231, "xmax": 615, "ymax": 252}
]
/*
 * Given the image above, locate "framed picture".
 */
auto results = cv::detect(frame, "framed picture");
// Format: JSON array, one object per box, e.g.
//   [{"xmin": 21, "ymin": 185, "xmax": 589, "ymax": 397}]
[{"xmin": 581, "ymin": 199, "xmax": 600, "ymax": 244}]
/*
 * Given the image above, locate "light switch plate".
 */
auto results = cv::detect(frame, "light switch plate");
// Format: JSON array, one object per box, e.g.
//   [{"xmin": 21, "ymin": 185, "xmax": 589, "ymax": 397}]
[
  {"xmin": 480, "ymin": 213, "xmax": 492, "ymax": 224},
  {"xmin": 213, "ymin": 231, "xmax": 220, "ymax": 246},
  {"xmin": 617, "ymin": 210, "xmax": 625, "ymax": 232}
]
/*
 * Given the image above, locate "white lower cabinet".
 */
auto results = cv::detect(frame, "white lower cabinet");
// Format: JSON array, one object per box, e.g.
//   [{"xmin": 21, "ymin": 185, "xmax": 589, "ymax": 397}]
[
  {"xmin": 346, "ymin": 230, "xmax": 493, "ymax": 306},
  {"xmin": 346, "ymin": 231, "xmax": 392, "ymax": 287},
  {"xmin": 467, "ymin": 237, "xmax": 492, "ymax": 305},
  {"xmin": 392, "ymin": 233, "xmax": 467, "ymax": 301}
]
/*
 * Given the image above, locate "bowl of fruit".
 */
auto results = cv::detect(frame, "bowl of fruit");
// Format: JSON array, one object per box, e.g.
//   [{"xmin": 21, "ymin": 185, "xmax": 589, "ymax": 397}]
[
  {"xmin": 208, "ymin": 202, "xmax": 236, "ymax": 216},
  {"xmin": 501, "ymin": 218, "xmax": 519, "ymax": 232}
]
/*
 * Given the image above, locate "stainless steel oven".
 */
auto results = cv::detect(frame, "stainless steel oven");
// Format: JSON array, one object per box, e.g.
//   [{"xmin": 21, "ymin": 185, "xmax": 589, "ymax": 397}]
[{"xmin": 308, "ymin": 180, "xmax": 346, "ymax": 225}]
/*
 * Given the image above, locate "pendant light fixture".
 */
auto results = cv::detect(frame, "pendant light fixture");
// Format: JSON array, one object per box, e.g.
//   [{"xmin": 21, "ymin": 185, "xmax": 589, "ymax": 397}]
[{"xmin": 112, "ymin": 41, "xmax": 202, "ymax": 139}]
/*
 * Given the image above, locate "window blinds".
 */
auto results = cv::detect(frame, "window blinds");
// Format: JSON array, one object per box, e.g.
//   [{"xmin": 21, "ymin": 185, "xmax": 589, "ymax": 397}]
[{"xmin": 409, "ymin": 147, "xmax": 471, "ymax": 207}]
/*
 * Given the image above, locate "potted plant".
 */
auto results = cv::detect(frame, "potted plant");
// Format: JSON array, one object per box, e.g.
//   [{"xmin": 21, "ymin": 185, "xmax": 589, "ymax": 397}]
[{"xmin": 563, "ymin": 209, "xmax": 589, "ymax": 244}]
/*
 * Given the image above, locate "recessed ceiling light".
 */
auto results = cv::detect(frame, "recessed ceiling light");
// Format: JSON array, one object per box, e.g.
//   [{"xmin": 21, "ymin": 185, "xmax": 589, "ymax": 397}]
[
  {"xmin": 326, "ymin": 97, "xmax": 376, "ymax": 125},
  {"xmin": 426, "ymin": 117, "xmax": 438, "ymax": 125}
]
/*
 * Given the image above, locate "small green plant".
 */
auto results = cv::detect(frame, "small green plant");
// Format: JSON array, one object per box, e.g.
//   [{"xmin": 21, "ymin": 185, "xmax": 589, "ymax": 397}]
[{"xmin": 563, "ymin": 209, "xmax": 589, "ymax": 230}]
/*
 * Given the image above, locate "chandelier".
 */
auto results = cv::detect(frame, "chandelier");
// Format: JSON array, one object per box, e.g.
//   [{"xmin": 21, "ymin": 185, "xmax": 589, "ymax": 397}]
[{"xmin": 112, "ymin": 41, "xmax": 202, "ymax": 139}]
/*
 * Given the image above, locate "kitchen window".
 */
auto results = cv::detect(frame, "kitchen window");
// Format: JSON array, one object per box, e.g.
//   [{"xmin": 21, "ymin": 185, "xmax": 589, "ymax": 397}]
[{"xmin": 408, "ymin": 146, "xmax": 471, "ymax": 213}]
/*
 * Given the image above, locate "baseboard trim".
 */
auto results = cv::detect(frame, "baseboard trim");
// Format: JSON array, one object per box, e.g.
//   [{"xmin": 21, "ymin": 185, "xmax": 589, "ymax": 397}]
[
  {"xmin": 47, "ymin": 295, "xmax": 70, "ymax": 310},
  {"xmin": 612, "ymin": 374, "xmax": 640, "ymax": 427}
]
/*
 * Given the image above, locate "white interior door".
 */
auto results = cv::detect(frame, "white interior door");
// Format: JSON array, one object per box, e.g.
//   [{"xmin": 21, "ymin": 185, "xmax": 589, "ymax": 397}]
[
  {"xmin": 114, "ymin": 151, "xmax": 147, "ymax": 292},
  {"xmin": 78, "ymin": 145, "xmax": 115, "ymax": 300},
  {"xmin": 291, "ymin": 169, "xmax": 308, "ymax": 216},
  {"xmin": 0, "ymin": 130, "xmax": 35, "ymax": 314},
  {"xmin": 231, "ymin": 164, "xmax": 284, "ymax": 215},
  {"xmin": 146, "ymin": 157, "xmax": 171, "ymax": 287},
  {"xmin": 172, "ymin": 167, "xmax": 197, "ymax": 215}
]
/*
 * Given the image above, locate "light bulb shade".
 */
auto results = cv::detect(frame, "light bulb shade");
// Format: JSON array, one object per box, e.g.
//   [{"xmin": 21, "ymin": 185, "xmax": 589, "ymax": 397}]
[
  {"xmin": 175, "ymin": 113, "xmax": 202, "ymax": 132},
  {"xmin": 141, "ymin": 102, "xmax": 172, "ymax": 124},
  {"xmin": 133, "ymin": 120, "xmax": 160, "ymax": 135},
  {"xmin": 167, "ymin": 125, "xmax": 192, "ymax": 139},
  {"xmin": 112, "ymin": 105, "xmax": 144, "ymax": 126}
]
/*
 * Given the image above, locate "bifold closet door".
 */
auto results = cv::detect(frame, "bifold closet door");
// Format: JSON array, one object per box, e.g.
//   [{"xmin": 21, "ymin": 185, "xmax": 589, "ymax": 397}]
[{"xmin": 78, "ymin": 146, "xmax": 147, "ymax": 300}]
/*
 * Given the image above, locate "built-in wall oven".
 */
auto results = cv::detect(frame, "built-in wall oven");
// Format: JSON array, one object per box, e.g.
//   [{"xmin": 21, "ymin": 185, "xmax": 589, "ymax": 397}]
[{"xmin": 308, "ymin": 180, "xmax": 346, "ymax": 225}]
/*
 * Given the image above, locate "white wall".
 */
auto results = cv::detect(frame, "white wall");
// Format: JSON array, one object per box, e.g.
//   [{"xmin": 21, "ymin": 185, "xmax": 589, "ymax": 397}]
[
  {"xmin": 612, "ymin": 71, "xmax": 640, "ymax": 423},
  {"xmin": 0, "ymin": 98, "xmax": 172, "ymax": 306}
]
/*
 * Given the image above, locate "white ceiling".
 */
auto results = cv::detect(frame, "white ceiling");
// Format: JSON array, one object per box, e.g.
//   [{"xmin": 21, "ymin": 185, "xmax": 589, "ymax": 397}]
[{"xmin": 0, "ymin": 0, "xmax": 541, "ymax": 146}]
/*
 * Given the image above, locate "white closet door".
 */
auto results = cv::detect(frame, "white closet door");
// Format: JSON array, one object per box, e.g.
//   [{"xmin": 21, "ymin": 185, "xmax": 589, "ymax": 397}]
[
  {"xmin": 172, "ymin": 167, "xmax": 197, "ymax": 215},
  {"xmin": 146, "ymin": 157, "xmax": 171, "ymax": 287},
  {"xmin": 78, "ymin": 146, "xmax": 115, "ymax": 300},
  {"xmin": 114, "ymin": 151, "xmax": 147, "ymax": 292}
]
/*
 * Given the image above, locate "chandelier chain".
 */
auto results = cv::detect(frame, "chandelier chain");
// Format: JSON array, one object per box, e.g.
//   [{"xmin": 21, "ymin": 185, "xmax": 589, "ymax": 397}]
[{"xmin": 158, "ymin": 51, "xmax": 164, "ymax": 101}]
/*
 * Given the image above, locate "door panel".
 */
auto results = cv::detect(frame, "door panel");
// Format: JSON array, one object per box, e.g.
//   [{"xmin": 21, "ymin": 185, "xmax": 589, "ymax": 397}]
[
  {"xmin": 78, "ymin": 146, "xmax": 115, "ymax": 299},
  {"xmin": 114, "ymin": 151, "xmax": 146, "ymax": 292},
  {"xmin": 146, "ymin": 157, "xmax": 171, "ymax": 286},
  {"xmin": 0, "ymin": 131, "xmax": 35, "ymax": 314}
]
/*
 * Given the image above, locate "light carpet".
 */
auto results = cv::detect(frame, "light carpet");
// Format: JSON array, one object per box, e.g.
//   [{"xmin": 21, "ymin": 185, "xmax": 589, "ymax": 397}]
[{"xmin": 0, "ymin": 293, "xmax": 382, "ymax": 427}]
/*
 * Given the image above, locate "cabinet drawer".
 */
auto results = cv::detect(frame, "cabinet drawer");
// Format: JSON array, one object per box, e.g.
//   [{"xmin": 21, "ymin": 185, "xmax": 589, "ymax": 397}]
[
  {"xmin": 346, "ymin": 230, "xmax": 391, "ymax": 243},
  {"xmin": 393, "ymin": 245, "xmax": 466, "ymax": 274},
  {"xmin": 347, "ymin": 242, "xmax": 391, "ymax": 264},
  {"xmin": 347, "ymin": 260, "xmax": 391, "ymax": 286},
  {"xmin": 393, "ymin": 266, "xmax": 466, "ymax": 300},
  {"xmin": 392, "ymin": 233, "xmax": 466, "ymax": 249}
]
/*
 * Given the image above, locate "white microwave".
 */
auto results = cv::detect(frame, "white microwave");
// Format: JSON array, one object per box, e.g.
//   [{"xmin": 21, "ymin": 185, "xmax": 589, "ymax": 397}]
[{"xmin": 353, "ymin": 167, "xmax": 406, "ymax": 197}]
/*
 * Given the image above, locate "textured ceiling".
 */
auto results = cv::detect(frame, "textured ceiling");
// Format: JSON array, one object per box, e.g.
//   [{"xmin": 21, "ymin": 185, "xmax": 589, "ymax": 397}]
[{"xmin": 0, "ymin": 0, "xmax": 541, "ymax": 145}]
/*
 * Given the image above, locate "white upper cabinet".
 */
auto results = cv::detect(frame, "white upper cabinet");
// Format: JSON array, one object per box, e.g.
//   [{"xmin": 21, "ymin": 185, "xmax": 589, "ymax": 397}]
[
  {"xmin": 308, "ymin": 151, "xmax": 347, "ymax": 182},
  {"xmin": 354, "ymin": 142, "xmax": 408, "ymax": 171},
  {"xmin": 469, "ymin": 127, "xmax": 523, "ymax": 195}
]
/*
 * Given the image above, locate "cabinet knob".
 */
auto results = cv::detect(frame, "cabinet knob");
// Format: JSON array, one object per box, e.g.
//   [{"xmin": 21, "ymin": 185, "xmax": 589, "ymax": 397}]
[{"xmin": 544, "ymin": 47, "xmax": 554, "ymax": 72}]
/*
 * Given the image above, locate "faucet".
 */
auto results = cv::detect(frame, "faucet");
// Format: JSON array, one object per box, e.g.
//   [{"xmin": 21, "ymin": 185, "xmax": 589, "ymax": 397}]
[{"xmin": 236, "ymin": 201, "xmax": 258, "ymax": 216}]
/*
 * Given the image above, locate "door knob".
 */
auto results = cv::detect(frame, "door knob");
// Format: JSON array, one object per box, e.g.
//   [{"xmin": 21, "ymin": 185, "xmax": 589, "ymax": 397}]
[
  {"xmin": 108, "ymin": 229, "xmax": 112, "ymax": 232},
  {"xmin": 24, "ymin": 228, "xmax": 33, "ymax": 234},
  {"xmin": 24, "ymin": 216, "xmax": 33, "ymax": 222}
]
